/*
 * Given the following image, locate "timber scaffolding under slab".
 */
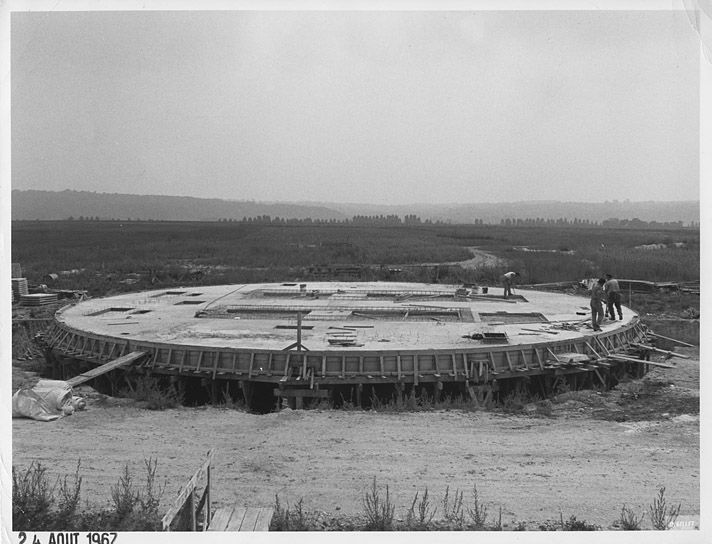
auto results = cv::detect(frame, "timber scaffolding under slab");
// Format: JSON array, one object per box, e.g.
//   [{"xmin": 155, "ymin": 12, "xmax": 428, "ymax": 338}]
[{"xmin": 40, "ymin": 282, "xmax": 672, "ymax": 409}]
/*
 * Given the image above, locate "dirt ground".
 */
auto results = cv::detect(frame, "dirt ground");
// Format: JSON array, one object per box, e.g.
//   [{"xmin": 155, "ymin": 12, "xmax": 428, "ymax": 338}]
[{"xmin": 11, "ymin": 348, "xmax": 699, "ymax": 529}]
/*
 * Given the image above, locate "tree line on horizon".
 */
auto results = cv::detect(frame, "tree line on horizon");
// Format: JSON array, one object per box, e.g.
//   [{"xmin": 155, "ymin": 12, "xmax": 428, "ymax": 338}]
[{"xmin": 46, "ymin": 214, "xmax": 697, "ymax": 230}]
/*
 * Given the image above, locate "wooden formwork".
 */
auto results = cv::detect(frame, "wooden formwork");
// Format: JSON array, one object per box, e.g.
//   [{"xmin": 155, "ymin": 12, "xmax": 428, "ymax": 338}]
[{"xmin": 44, "ymin": 318, "xmax": 655, "ymax": 410}]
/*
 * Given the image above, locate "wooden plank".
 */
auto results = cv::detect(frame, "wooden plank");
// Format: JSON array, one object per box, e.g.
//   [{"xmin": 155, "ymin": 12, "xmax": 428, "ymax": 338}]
[
  {"xmin": 239, "ymin": 508, "xmax": 262, "ymax": 531},
  {"xmin": 272, "ymin": 388, "xmax": 329, "ymax": 398},
  {"xmin": 630, "ymin": 342, "xmax": 690, "ymax": 359},
  {"xmin": 585, "ymin": 341, "xmax": 601, "ymax": 359},
  {"xmin": 208, "ymin": 507, "xmax": 233, "ymax": 531},
  {"xmin": 66, "ymin": 351, "xmax": 146, "ymax": 387},
  {"xmin": 225, "ymin": 507, "xmax": 248, "ymax": 531},
  {"xmin": 607, "ymin": 354, "xmax": 675, "ymax": 368},
  {"xmin": 253, "ymin": 507, "xmax": 274, "ymax": 531},
  {"xmin": 648, "ymin": 332, "xmax": 696, "ymax": 348}
]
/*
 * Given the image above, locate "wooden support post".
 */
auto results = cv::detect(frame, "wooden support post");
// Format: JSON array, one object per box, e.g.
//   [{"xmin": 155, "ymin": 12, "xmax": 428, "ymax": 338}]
[
  {"xmin": 520, "ymin": 349, "xmax": 530, "ymax": 369},
  {"xmin": 212, "ymin": 351, "xmax": 220, "ymax": 379},
  {"xmin": 205, "ymin": 462, "xmax": 211, "ymax": 531},
  {"xmin": 504, "ymin": 351, "xmax": 514, "ymax": 371},
  {"xmin": 179, "ymin": 350, "xmax": 187, "ymax": 373}
]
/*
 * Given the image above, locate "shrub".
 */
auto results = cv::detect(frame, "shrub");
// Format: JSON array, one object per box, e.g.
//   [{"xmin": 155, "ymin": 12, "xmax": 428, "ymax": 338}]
[
  {"xmin": 466, "ymin": 484, "xmax": 488, "ymax": 529},
  {"xmin": 405, "ymin": 488, "xmax": 436, "ymax": 530},
  {"xmin": 649, "ymin": 486, "xmax": 681, "ymax": 530},
  {"xmin": 561, "ymin": 514, "xmax": 599, "ymax": 531},
  {"xmin": 270, "ymin": 495, "xmax": 317, "ymax": 531},
  {"xmin": 441, "ymin": 486, "xmax": 465, "ymax": 528},
  {"xmin": 12, "ymin": 462, "xmax": 56, "ymax": 530},
  {"xmin": 124, "ymin": 376, "xmax": 183, "ymax": 410},
  {"xmin": 619, "ymin": 504, "xmax": 644, "ymax": 530},
  {"xmin": 362, "ymin": 477, "xmax": 395, "ymax": 530}
]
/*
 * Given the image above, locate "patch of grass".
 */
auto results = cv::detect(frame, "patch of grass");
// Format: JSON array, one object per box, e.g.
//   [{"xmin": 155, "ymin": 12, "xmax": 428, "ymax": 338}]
[
  {"xmin": 271, "ymin": 495, "xmax": 315, "ymax": 531},
  {"xmin": 618, "ymin": 504, "xmax": 645, "ymax": 530},
  {"xmin": 12, "ymin": 462, "xmax": 56, "ymax": 530},
  {"xmin": 12, "ymin": 458, "xmax": 164, "ymax": 531},
  {"xmin": 122, "ymin": 376, "xmax": 184, "ymax": 410}
]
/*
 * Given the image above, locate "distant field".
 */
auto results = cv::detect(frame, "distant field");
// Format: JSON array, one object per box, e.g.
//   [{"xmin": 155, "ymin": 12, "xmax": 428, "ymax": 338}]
[{"xmin": 11, "ymin": 221, "xmax": 699, "ymax": 297}]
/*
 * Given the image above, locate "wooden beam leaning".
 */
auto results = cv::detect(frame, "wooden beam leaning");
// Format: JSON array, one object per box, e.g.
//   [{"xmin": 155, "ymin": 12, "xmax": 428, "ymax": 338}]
[
  {"xmin": 629, "ymin": 342, "xmax": 690, "ymax": 359},
  {"xmin": 504, "ymin": 351, "xmax": 514, "ymax": 372},
  {"xmin": 66, "ymin": 351, "xmax": 147, "ymax": 388},
  {"xmin": 647, "ymin": 331, "xmax": 696, "ymax": 348},
  {"xmin": 606, "ymin": 353, "xmax": 675, "ymax": 369}
]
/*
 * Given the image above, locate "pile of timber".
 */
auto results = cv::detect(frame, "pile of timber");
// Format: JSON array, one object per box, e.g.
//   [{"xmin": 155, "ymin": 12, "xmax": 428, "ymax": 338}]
[
  {"xmin": 12, "ymin": 278, "xmax": 29, "ymax": 298},
  {"xmin": 20, "ymin": 293, "xmax": 59, "ymax": 306}
]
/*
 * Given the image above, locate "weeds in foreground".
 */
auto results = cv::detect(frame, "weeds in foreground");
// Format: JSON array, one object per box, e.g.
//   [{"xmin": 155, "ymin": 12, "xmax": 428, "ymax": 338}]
[
  {"xmin": 271, "ymin": 495, "xmax": 312, "ymax": 531},
  {"xmin": 649, "ymin": 486, "xmax": 681, "ymax": 530},
  {"xmin": 405, "ymin": 488, "xmax": 436, "ymax": 530},
  {"xmin": 362, "ymin": 477, "xmax": 395, "ymax": 530},
  {"xmin": 441, "ymin": 486, "xmax": 466, "ymax": 528},
  {"xmin": 467, "ymin": 484, "xmax": 488, "ymax": 528},
  {"xmin": 619, "ymin": 504, "xmax": 645, "ymax": 530},
  {"xmin": 13, "ymin": 462, "xmax": 56, "ymax": 530},
  {"xmin": 13, "ymin": 458, "xmax": 164, "ymax": 531}
]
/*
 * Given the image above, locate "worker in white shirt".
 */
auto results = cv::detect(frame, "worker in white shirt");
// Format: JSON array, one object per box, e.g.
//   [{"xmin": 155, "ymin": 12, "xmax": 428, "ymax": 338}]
[{"xmin": 500, "ymin": 271, "xmax": 520, "ymax": 299}]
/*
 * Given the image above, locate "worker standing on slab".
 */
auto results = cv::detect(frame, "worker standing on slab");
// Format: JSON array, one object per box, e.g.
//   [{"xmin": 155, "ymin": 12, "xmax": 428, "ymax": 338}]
[
  {"xmin": 604, "ymin": 273, "xmax": 623, "ymax": 320},
  {"xmin": 500, "ymin": 271, "xmax": 519, "ymax": 299},
  {"xmin": 590, "ymin": 277, "xmax": 606, "ymax": 331}
]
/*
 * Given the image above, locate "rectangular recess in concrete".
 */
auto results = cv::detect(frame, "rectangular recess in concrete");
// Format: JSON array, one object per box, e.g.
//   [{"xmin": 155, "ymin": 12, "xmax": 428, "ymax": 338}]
[
  {"xmin": 174, "ymin": 300, "xmax": 206, "ymax": 305},
  {"xmin": 479, "ymin": 312, "xmax": 548, "ymax": 324},
  {"xmin": 87, "ymin": 307, "xmax": 135, "ymax": 316}
]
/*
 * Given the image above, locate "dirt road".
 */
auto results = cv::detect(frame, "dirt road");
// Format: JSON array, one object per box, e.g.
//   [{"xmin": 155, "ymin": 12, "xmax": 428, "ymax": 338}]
[{"xmin": 12, "ymin": 356, "xmax": 699, "ymax": 528}]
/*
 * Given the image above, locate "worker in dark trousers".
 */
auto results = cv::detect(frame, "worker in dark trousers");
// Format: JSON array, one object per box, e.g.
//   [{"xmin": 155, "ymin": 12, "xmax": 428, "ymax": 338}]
[
  {"xmin": 500, "ymin": 271, "xmax": 519, "ymax": 298},
  {"xmin": 604, "ymin": 273, "xmax": 623, "ymax": 320},
  {"xmin": 590, "ymin": 278, "xmax": 606, "ymax": 331}
]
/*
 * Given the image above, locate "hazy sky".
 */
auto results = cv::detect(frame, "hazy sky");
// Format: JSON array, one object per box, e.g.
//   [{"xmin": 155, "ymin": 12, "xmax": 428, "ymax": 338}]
[{"xmin": 11, "ymin": 8, "xmax": 701, "ymax": 204}]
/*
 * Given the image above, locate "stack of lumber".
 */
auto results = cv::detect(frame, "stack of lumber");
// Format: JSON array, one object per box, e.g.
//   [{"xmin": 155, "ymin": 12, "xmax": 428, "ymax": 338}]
[
  {"xmin": 21, "ymin": 293, "xmax": 59, "ymax": 306},
  {"xmin": 12, "ymin": 278, "xmax": 29, "ymax": 298}
]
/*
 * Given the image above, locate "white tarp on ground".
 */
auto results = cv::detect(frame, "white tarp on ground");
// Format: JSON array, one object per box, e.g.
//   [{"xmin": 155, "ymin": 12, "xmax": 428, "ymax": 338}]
[{"xmin": 12, "ymin": 379, "xmax": 85, "ymax": 421}]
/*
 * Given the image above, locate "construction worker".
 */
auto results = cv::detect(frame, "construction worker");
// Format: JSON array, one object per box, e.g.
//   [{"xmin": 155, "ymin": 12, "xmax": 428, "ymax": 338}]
[
  {"xmin": 604, "ymin": 273, "xmax": 623, "ymax": 320},
  {"xmin": 590, "ymin": 277, "xmax": 606, "ymax": 331},
  {"xmin": 500, "ymin": 271, "xmax": 519, "ymax": 299}
]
